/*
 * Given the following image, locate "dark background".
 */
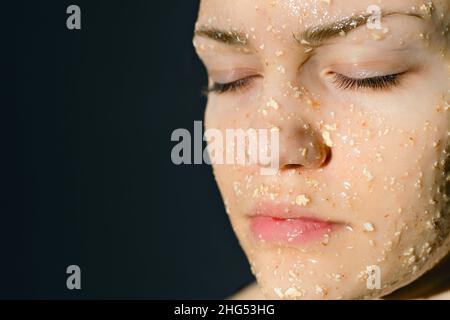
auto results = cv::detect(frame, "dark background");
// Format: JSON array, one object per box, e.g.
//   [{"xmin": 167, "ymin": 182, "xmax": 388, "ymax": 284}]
[{"xmin": 5, "ymin": 0, "xmax": 254, "ymax": 299}]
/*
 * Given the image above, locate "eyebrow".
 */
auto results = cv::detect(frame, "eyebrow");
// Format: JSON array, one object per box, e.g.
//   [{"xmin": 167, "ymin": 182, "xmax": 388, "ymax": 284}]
[
  {"xmin": 194, "ymin": 11, "xmax": 423, "ymax": 49},
  {"xmin": 194, "ymin": 26, "xmax": 248, "ymax": 46},
  {"xmin": 296, "ymin": 12, "xmax": 424, "ymax": 48}
]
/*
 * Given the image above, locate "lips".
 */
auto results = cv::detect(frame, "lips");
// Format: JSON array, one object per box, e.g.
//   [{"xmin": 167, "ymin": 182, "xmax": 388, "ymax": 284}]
[{"xmin": 248, "ymin": 201, "xmax": 342, "ymax": 246}]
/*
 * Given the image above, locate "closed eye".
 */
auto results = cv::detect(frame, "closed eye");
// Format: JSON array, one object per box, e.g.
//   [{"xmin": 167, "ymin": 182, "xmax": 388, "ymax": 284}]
[
  {"xmin": 206, "ymin": 75, "xmax": 260, "ymax": 94},
  {"xmin": 332, "ymin": 73, "xmax": 404, "ymax": 91},
  {"xmin": 205, "ymin": 72, "xmax": 403, "ymax": 94}
]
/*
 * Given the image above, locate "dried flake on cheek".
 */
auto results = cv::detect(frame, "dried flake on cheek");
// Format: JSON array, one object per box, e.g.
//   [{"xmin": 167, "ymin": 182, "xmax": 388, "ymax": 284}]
[
  {"xmin": 273, "ymin": 286, "xmax": 306, "ymax": 299},
  {"xmin": 362, "ymin": 167, "xmax": 374, "ymax": 182},
  {"xmin": 325, "ymin": 272, "xmax": 345, "ymax": 282},
  {"xmin": 266, "ymin": 97, "xmax": 280, "ymax": 110},
  {"xmin": 308, "ymin": 283, "xmax": 325, "ymax": 297},
  {"xmin": 363, "ymin": 222, "xmax": 375, "ymax": 232}
]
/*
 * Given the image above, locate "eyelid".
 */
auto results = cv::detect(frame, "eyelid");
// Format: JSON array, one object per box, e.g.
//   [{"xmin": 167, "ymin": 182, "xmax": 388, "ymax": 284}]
[
  {"xmin": 208, "ymin": 68, "xmax": 259, "ymax": 84},
  {"xmin": 323, "ymin": 61, "xmax": 410, "ymax": 79},
  {"xmin": 207, "ymin": 75, "xmax": 261, "ymax": 94}
]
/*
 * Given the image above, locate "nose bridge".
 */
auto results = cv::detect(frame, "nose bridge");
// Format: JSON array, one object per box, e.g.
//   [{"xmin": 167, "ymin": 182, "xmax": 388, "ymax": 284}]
[{"xmin": 248, "ymin": 75, "xmax": 331, "ymax": 170}]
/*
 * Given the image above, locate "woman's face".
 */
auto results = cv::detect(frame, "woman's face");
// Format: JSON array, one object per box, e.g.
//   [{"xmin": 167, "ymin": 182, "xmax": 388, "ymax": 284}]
[{"xmin": 194, "ymin": 0, "xmax": 450, "ymax": 299}]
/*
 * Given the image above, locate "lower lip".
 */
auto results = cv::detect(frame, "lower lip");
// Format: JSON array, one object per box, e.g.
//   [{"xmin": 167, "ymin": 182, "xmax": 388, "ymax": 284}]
[{"xmin": 249, "ymin": 216, "xmax": 335, "ymax": 245}]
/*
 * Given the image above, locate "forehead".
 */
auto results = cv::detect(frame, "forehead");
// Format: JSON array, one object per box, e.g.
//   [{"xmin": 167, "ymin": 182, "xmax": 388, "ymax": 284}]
[{"xmin": 197, "ymin": 0, "xmax": 438, "ymax": 30}]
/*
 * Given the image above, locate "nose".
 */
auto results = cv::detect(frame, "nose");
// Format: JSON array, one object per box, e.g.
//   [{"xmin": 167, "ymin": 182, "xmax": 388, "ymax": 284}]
[
  {"xmin": 276, "ymin": 118, "xmax": 331, "ymax": 170},
  {"xmin": 248, "ymin": 99, "xmax": 331, "ymax": 171}
]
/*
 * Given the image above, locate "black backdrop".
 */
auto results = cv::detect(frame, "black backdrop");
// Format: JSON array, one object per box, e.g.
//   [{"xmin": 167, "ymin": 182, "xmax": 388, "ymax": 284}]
[{"xmin": 5, "ymin": 0, "xmax": 253, "ymax": 299}]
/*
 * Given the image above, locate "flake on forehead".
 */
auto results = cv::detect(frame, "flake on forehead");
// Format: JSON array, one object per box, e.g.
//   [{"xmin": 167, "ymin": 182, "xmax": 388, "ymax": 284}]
[
  {"xmin": 203, "ymin": 16, "xmax": 217, "ymax": 27},
  {"xmin": 281, "ymin": 0, "xmax": 303, "ymax": 17}
]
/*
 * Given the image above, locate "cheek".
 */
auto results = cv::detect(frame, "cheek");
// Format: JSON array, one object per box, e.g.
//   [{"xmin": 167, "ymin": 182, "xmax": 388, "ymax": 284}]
[
  {"xmin": 204, "ymin": 102, "xmax": 250, "ymax": 219},
  {"xmin": 365, "ymin": 123, "xmax": 448, "ymax": 226},
  {"xmin": 363, "ymin": 119, "xmax": 450, "ymax": 281},
  {"xmin": 429, "ymin": 136, "xmax": 450, "ymax": 243},
  {"xmin": 204, "ymin": 71, "xmax": 450, "ymax": 296}
]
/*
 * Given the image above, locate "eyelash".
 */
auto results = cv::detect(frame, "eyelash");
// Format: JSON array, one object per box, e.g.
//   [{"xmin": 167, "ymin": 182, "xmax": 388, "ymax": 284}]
[
  {"xmin": 206, "ymin": 72, "xmax": 402, "ymax": 94},
  {"xmin": 332, "ymin": 73, "xmax": 402, "ymax": 91},
  {"xmin": 207, "ymin": 76, "xmax": 257, "ymax": 94}
]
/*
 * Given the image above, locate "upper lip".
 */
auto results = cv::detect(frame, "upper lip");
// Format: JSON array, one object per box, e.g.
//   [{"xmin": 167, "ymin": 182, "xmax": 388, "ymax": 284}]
[{"xmin": 248, "ymin": 199, "xmax": 344, "ymax": 225}]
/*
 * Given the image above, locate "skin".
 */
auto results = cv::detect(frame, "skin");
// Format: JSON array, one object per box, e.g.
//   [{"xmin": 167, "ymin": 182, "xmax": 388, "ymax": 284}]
[{"xmin": 193, "ymin": 0, "xmax": 450, "ymax": 299}]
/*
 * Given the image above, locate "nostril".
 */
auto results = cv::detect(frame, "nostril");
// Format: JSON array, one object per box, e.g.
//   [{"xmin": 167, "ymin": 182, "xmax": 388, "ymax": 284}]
[
  {"xmin": 321, "ymin": 147, "xmax": 332, "ymax": 167},
  {"xmin": 282, "ymin": 164, "xmax": 304, "ymax": 170}
]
